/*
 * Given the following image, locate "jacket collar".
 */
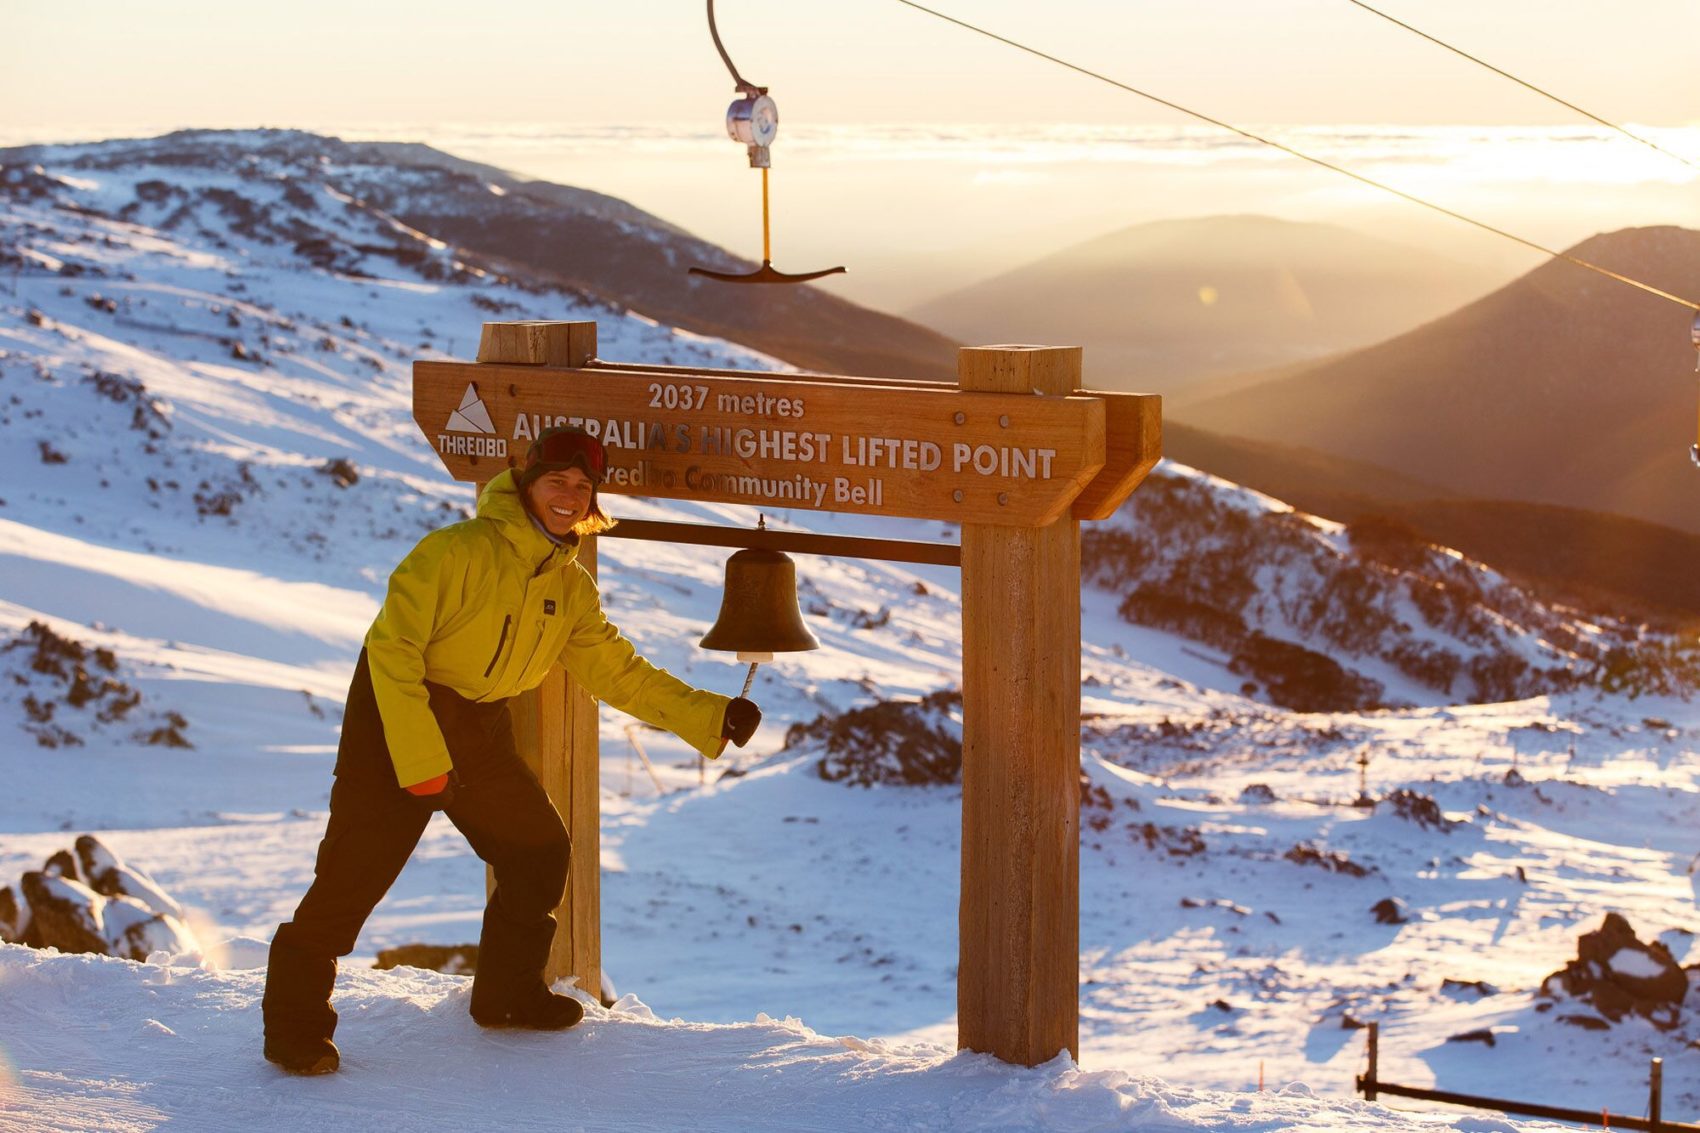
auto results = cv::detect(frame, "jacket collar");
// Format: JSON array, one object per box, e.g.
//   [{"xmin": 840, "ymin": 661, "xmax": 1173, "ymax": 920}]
[{"xmin": 478, "ymin": 470, "xmax": 579, "ymax": 570}]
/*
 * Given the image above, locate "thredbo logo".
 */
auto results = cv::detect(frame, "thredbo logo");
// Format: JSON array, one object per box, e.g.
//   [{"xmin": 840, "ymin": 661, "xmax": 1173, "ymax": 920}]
[{"xmin": 437, "ymin": 383, "xmax": 508, "ymax": 458}]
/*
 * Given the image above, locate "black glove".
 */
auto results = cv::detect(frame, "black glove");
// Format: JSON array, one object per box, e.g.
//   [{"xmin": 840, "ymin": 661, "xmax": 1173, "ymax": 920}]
[{"xmin": 721, "ymin": 697, "xmax": 761, "ymax": 748}]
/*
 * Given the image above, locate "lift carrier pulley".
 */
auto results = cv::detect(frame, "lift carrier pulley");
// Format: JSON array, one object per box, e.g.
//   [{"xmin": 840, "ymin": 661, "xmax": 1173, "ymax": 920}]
[{"xmin": 688, "ymin": 0, "xmax": 846, "ymax": 285}]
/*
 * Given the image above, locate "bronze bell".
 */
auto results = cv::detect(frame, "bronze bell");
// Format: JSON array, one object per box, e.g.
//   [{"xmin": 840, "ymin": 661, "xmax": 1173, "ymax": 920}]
[{"xmin": 700, "ymin": 548, "xmax": 820, "ymax": 661}]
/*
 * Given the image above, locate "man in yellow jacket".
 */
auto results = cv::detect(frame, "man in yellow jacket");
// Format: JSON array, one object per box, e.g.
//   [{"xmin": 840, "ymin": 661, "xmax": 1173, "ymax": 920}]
[{"xmin": 262, "ymin": 426, "xmax": 761, "ymax": 1075}]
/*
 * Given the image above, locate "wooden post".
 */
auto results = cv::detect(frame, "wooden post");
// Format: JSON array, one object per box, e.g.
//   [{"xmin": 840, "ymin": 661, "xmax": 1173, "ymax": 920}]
[
  {"xmin": 957, "ymin": 343, "xmax": 1083, "ymax": 1065},
  {"xmin": 1363, "ymin": 1021, "xmax": 1379, "ymax": 1101},
  {"xmin": 478, "ymin": 319, "xmax": 599, "ymax": 368},
  {"xmin": 1650, "ymin": 1057, "xmax": 1663, "ymax": 1133},
  {"xmin": 477, "ymin": 321, "xmax": 602, "ymax": 999}
]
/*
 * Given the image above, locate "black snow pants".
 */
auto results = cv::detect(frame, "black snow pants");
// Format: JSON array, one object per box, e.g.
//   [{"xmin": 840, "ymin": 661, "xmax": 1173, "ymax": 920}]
[{"xmin": 262, "ymin": 649, "xmax": 571, "ymax": 1045}]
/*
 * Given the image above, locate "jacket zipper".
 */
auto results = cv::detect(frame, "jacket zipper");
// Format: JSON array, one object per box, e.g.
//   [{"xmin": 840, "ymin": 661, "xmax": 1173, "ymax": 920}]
[{"xmin": 483, "ymin": 614, "xmax": 512, "ymax": 679}]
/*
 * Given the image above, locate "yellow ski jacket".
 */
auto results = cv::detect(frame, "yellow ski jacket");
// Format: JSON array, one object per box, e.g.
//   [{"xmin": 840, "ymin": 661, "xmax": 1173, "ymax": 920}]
[{"xmin": 365, "ymin": 470, "xmax": 730, "ymax": 787}]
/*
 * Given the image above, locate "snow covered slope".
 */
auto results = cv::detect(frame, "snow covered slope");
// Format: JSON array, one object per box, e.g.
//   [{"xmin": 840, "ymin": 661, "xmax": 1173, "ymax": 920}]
[
  {"xmin": 3, "ymin": 133, "xmax": 1700, "ymax": 1132},
  {"xmin": 5, "ymin": 944, "xmax": 1567, "ymax": 1133}
]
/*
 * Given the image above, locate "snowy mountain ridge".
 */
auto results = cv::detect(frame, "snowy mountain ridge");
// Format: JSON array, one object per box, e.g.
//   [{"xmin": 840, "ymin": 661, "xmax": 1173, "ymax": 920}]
[
  {"xmin": 4, "ymin": 131, "xmax": 1700, "ymax": 1132},
  {"xmin": 0, "ymin": 127, "xmax": 961, "ymax": 380}
]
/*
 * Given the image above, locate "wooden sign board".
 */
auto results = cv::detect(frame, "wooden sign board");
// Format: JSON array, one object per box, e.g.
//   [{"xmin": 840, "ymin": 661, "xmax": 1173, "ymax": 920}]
[{"xmin": 413, "ymin": 359, "xmax": 1108, "ymax": 527}]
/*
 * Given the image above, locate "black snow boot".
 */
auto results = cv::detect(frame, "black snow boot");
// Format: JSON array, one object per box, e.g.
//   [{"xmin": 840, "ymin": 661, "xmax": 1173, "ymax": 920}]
[
  {"xmin": 264, "ymin": 1033, "xmax": 341, "ymax": 1076},
  {"xmin": 468, "ymin": 895, "xmax": 565, "ymax": 1027},
  {"xmin": 262, "ymin": 927, "xmax": 341, "ymax": 1074},
  {"xmin": 472, "ymin": 980, "xmax": 585, "ymax": 1030}
]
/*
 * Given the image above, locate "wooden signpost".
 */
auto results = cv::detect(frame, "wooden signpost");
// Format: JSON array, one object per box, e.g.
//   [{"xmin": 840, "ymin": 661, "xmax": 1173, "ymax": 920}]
[
  {"xmin": 415, "ymin": 320, "xmax": 1161, "ymax": 1066},
  {"xmin": 415, "ymin": 363, "xmax": 1109, "ymax": 527}
]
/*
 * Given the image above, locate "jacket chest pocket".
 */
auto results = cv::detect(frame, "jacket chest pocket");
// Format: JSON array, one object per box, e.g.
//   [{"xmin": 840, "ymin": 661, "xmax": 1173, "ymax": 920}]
[
  {"xmin": 482, "ymin": 614, "xmax": 513, "ymax": 679},
  {"xmin": 513, "ymin": 615, "xmax": 568, "ymax": 688},
  {"xmin": 482, "ymin": 612, "xmax": 551, "ymax": 689},
  {"xmin": 487, "ymin": 581, "xmax": 569, "ymax": 690}
]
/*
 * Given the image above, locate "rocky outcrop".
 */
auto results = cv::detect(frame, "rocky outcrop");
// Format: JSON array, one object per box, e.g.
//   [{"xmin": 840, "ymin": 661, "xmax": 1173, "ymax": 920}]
[
  {"xmin": 0, "ymin": 836, "xmax": 197, "ymax": 961},
  {"xmin": 19, "ymin": 873, "xmax": 110, "ymax": 955},
  {"xmin": 74, "ymin": 834, "xmax": 184, "ymax": 919},
  {"xmin": 785, "ymin": 690, "xmax": 963, "ymax": 788},
  {"xmin": 2, "ymin": 621, "xmax": 191, "ymax": 750},
  {"xmin": 1539, "ymin": 912, "xmax": 1692, "ymax": 1029},
  {"xmin": 374, "ymin": 944, "xmax": 479, "ymax": 974}
]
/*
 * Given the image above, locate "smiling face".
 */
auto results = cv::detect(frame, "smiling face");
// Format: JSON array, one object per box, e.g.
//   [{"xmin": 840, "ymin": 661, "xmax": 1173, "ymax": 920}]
[{"xmin": 524, "ymin": 467, "xmax": 596, "ymax": 537}]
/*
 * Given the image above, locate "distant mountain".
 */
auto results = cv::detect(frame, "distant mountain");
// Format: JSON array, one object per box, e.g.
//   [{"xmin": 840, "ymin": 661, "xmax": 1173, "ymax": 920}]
[
  {"xmin": 905, "ymin": 214, "xmax": 1505, "ymax": 394},
  {"xmin": 0, "ymin": 129, "xmax": 960, "ymax": 380},
  {"xmin": 1178, "ymin": 226, "xmax": 1700, "ymax": 534},
  {"xmin": 1163, "ymin": 421, "xmax": 1461, "ymax": 509},
  {"xmin": 1165, "ymin": 423, "xmax": 1700, "ymax": 628}
]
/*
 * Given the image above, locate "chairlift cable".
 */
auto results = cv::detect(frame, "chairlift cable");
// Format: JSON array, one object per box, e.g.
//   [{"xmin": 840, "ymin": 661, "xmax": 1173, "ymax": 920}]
[
  {"xmin": 888, "ymin": 0, "xmax": 1700, "ymax": 314},
  {"xmin": 1342, "ymin": 0, "xmax": 1700, "ymax": 175}
]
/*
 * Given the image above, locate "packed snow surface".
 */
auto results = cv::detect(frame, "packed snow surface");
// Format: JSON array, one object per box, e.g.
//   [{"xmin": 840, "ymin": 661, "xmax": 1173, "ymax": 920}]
[
  {"xmin": 7, "ymin": 943, "xmax": 1576, "ymax": 1133},
  {"xmin": 3, "ymin": 132, "xmax": 1698, "ymax": 1131}
]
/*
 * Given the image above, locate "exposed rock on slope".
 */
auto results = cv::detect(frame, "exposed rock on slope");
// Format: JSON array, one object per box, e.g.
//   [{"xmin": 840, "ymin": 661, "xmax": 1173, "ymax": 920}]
[
  {"xmin": 785, "ymin": 689, "xmax": 963, "ymax": 787},
  {"xmin": 1, "ymin": 622, "xmax": 190, "ymax": 749},
  {"xmin": 1162, "ymin": 421, "xmax": 1700, "ymax": 628},
  {"xmin": 1084, "ymin": 463, "xmax": 1700, "ymax": 710},
  {"xmin": 0, "ymin": 835, "xmax": 196, "ymax": 960},
  {"xmin": 1539, "ymin": 913, "xmax": 1694, "ymax": 1030}
]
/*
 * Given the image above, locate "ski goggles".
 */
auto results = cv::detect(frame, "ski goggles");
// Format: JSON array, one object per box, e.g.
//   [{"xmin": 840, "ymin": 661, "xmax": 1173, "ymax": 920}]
[{"xmin": 525, "ymin": 427, "xmax": 607, "ymax": 483}]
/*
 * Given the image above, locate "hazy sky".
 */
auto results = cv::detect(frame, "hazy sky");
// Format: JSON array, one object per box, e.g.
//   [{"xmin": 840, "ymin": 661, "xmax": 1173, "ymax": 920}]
[
  {"xmin": 7, "ymin": 1, "xmax": 1699, "ymax": 309},
  {"xmin": 9, "ymin": 1, "xmax": 1699, "ymax": 128}
]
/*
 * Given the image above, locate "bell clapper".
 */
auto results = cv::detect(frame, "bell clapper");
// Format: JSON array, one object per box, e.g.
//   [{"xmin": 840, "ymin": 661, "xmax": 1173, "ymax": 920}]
[{"xmin": 737, "ymin": 651, "xmax": 772, "ymax": 698}]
